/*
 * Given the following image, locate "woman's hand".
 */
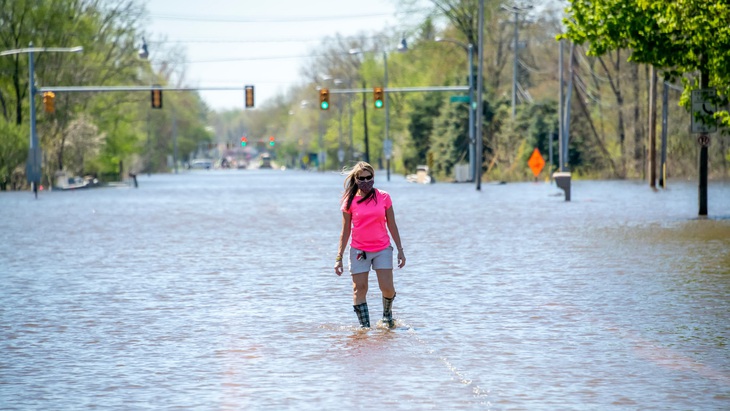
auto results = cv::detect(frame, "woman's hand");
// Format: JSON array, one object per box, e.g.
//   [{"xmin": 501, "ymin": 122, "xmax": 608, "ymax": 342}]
[
  {"xmin": 397, "ymin": 249, "xmax": 406, "ymax": 269},
  {"xmin": 334, "ymin": 260, "xmax": 344, "ymax": 276}
]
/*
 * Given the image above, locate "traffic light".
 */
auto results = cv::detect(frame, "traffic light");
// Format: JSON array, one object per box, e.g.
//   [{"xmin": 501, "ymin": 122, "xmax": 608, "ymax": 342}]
[
  {"xmin": 269, "ymin": 136, "xmax": 275, "ymax": 146},
  {"xmin": 240, "ymin": 136, "xmax": 248, "ymax": 147},
  {"xmin": 43, "ymin": 91, "xmax": 55, "ymax": 113},
  {"xmin": 151, "ymin": 87, "xmax": 163, "ymax": 109},
  {"xmin": 373, "ymin": 87, "xmax": 384, "ymax": 109},
  {"xmin": 319, "ymin": 88, "xmax": 329, "ymax": 110},
  {"xmin": 245, "ymin": 85, "xmax": 254, "ymax": 108}
]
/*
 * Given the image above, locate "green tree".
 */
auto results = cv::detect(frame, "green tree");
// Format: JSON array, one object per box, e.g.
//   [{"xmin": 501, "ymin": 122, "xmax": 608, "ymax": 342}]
[{"xmin": 561, "ymin": 0, "xmax": 730, "ymax": 129}]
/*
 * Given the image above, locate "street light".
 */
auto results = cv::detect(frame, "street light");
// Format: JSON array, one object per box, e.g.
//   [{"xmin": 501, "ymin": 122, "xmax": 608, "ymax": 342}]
[
  {"xmin": 0, "ymin": 43, "xmax": 83, "ymax": 198},
  {"xmin": 138, "ymin": 37, "xmax": 149, "ymax": 60},
  {"xmin": 434, "ymin": 36, "xmax": 475, "ymax": 182}
]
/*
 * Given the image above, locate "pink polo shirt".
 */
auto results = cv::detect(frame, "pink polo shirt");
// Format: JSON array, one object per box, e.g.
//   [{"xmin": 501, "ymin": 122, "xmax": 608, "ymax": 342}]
[{"xmin": 342, "ymin": 189, "xmax": 393, "ymax": 252}]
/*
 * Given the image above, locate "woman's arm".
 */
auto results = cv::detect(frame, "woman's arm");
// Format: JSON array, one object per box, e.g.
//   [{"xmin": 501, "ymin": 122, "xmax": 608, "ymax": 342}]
[
  {"xmin": 334, "ymin": 211, "xmax": 352, "ymax": 276},
  {"xmin": 385, "ymin": 206, "xmax": 406, "ymax": 268}
]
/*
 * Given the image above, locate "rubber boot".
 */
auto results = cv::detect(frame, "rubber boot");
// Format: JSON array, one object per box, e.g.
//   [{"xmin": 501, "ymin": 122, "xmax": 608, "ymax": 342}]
[
  {"xmin": 382, "ymin": 292, "xmax": 396, "ymax": 328},
  {"xmin": 353, "ymin": 302, "xmax": 370, "ymax": 328}
]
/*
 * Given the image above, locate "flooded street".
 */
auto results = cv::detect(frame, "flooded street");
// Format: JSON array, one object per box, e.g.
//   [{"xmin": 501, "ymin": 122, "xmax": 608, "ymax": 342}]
[{"xmin": 1, "ymin": 170, "xmax": 729, "ymax": 410}]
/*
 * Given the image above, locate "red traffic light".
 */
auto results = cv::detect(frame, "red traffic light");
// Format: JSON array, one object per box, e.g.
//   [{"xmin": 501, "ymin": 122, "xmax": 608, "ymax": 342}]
[
  {"xmin": 240, "ymin": 136, "xmax": 248, "ymax": 147},
  {"xmin": 269, "ymin": 136, "xmax": 275, "ymax": 146}
]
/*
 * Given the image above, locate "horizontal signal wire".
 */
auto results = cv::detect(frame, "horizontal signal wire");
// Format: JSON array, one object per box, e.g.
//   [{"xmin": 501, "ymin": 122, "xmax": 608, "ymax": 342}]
[{"xmin": 149, "ymin": 8, "xmax": 429, "ymax": 23}]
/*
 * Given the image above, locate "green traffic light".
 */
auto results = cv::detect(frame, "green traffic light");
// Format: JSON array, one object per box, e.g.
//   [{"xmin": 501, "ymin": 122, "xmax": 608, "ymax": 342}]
[
  {"xmin": 321, "ymin": 101, "xmax": 329, "ymax": 110},
  {"xmin": 375, "ymin": 100, "xmax": 383, "ymax": 108}
]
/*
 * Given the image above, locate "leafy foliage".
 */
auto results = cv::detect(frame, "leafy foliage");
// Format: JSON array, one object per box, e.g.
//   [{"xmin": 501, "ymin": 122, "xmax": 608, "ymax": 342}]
[{"xmin": 562, "ymin": 0, "xmax": 730, "ymax": 129}]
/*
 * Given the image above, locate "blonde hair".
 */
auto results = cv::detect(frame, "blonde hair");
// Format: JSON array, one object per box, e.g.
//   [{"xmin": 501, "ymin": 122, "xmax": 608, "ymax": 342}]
[{"xmin": 341, "ymin": 161, "xmax": 376, "ymax": 211}]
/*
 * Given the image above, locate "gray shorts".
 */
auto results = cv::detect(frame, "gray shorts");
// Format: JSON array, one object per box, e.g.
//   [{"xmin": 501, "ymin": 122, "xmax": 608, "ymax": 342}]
[{"xmin": 349, "ymin": 246, "xmax": 393, "ymax": 274}]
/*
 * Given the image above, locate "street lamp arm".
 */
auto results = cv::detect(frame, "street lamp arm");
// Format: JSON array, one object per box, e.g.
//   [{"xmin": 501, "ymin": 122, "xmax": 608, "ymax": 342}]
[
  {"xmin": 434, "ymin": 37, "xmax": 469, "ymax": 52},
  {"xmin": 0, "ymin": 46, "xmax": 83, "ymax": 56}
]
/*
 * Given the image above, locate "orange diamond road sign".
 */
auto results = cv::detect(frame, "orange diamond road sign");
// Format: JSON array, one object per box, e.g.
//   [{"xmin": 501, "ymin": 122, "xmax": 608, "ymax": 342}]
[{"xmin": 528, "ymin": 148, "xmax": 545, "ymax": 177}]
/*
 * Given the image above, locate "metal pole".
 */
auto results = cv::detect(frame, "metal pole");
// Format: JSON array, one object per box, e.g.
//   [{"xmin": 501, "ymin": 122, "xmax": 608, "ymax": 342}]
[
  {"xmin": 699, "ymin": 66, "xmax": 709, "ymax": 216},
  {"xmin": 318, "ymin": 111, "xmax": 323, "ymax": 171},
  {"xmin": 476, "ymin": 0, "xmax": 485, "ymax": 191},
  {"xmin": 648, "ymin": 65, "xmax": 657, "ymax": 188},
  {"xmin": 468, "ymin": 44, "xmax": 475, "ymax": 182},
  {"xmin": 349, "ymin": 84, "xmax": 354, "ymax": 162},
  {"xmin": 549, "ymin": 130, "xmax": 554, "ymax": 182},
  {"xmin": 338, "ymin": 94, "xmax": 343, "ymax": 170},
  {"xmin": 558, "ymin": 40, "xmax": 564, "ymax": 172},
  {"xmin": 384, "ymin": 51, "xmax": 390, "ymax": 181},
  {"xmin": 512, "ymin": 9, "xmax": 518, "ymax": 120},
  {"xmin": 660, "ymin": 82, "xmax": 668, "ymax": 188},
  {"xmin": 563, "ymin": 42, "xmax": 574, "ymax": 172},
  {"xmin": 28, "ymin": 44, "xmax": 39, "ymax": 198},
  {"xmin": 361, "ymin": 80, "xmax": 370, "ymax": 164},
  {"xmin": 172, "ymin": 107, "xmax": 178, "ymax": 174}
]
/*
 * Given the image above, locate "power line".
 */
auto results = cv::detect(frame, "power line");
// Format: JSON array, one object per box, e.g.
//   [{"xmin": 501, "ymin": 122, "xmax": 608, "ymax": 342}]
[
  {"xmin": 187, "ymin": 53, "xmax": 326, "ymax": 63},
  {"xmin": 149, "ymin": 9, "xmax": 429, "ymax": 23}
]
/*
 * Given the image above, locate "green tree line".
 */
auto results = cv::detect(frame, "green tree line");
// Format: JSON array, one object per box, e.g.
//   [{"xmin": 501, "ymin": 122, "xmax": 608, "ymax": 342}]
[
  {"xmin": 0, "ymin": 0, "xmax": 213, "ymax": 190},
  {"xmin": 212, "ymin": 0, "xmax": 728, "ymax": 181},
  {"xmin": 2, "ymin": 0, "xmax": 728, "ymax": 191}
]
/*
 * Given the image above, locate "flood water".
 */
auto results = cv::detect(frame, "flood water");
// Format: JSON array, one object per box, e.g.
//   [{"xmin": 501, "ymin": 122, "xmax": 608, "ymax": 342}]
[{"xmin": 1, "ymin": 170, "xmax": 729, "ymax": 410}]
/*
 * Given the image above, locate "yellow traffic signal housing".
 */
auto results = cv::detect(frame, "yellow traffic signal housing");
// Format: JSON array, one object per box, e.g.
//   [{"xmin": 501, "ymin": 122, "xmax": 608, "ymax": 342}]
[
  {"xmin": 245, "ymin": 85, "xmax": 255, "ymax": 108},
  {"xmin": 373, "ymin": 87, "xmax": 384, "ymax": 109},
  {"xmin": 43, "ymin": 91, "xmax": 56, "ymax": 113},
  {"xmin": 151, "ymin": 88, "xmax": 163, "ymax": 109},
  {"xmin": 319, "ymin": 88, "xmax": 329, "ymax": 110}
]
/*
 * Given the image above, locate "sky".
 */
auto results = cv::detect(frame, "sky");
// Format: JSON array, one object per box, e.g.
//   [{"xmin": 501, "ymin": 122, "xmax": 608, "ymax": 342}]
[{"xmin": 144, "ymin": 0, "xmax": 405, "ymax": 112}]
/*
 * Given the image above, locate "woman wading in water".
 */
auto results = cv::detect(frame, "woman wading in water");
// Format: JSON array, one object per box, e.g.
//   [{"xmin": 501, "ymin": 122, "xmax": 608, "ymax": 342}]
[{"xmin": 334, "ymin": 162, "xmax": 406, "ymax": 328}]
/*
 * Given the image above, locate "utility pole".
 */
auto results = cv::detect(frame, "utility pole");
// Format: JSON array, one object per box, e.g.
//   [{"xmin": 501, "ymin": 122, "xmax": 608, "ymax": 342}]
[
  {"xmin": 361, "ymin": 80, "xmax": 370, "ymax": 164},
  {"xmin": 558, "ymin": 40, "xmax": 564, "ymax": 172},
  {"xmin": 660, "ymin": 82, "xmax": 669, "ymax": 188},
  {"xmin": 384, "ymin": 51, "xmax": 390, "ymax": 181},
  {"xmin": 172, "ymin": 106, "xmax": 178, "ymax": 174},
  {"xmin": 511, "ymin": 8, "xmax": 518, "ymax": 120},
  {"xmin": 502, "ymin": 4, "xmax": 532, "ymax": 120},
  {"xmin": 476, "ymin": 0, "xmax": 485, "ymax": 191},
  {"xmin": 698, "ymin": 64, "xmax": 709, "ymax": 216},
  {"xmin": 648, "ymin": 66, "xmax": 657, "ymax": 188},
  {"xmin": 563, "ymin": 42, "xmax": 574, "ymax": 171}
]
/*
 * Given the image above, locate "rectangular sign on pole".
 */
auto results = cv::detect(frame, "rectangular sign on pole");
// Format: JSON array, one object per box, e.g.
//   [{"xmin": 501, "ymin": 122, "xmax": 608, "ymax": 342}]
[
  {"xmin": 449, "ymin": 95, "xmax": 470, "ymax": 103},
  {"xmin": 691, "ymin": 88, "xmax": 717, "ymax": 133}
]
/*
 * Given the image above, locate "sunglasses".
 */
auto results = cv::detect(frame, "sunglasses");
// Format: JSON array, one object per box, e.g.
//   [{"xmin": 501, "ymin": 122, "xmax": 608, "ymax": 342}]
[{"xmin": 356, "ymin": 175, "xmax": 373, "ymax": 182}]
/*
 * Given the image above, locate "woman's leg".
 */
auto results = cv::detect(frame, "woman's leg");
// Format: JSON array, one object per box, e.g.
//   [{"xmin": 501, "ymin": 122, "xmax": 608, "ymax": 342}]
[
  {"xmin": 375, "ymin": 269, "xmax": 396, "ymax": 328},
  {"xmin": 352, "ymin": 272, "xmax": 369, "ymax": 304},
  {"xmin": 375, "ymin": 269, "xmax": 395, "ymax": 299},
  {"xmin": 352, "ymin": 272, "xmax": 370, "ymax": 328}
]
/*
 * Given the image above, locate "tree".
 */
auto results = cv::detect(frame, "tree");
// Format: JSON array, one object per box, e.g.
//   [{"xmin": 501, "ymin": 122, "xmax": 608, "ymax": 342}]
[{"xmin": 561, "ymin": 0, "xmax": 730, "ymax": 129}]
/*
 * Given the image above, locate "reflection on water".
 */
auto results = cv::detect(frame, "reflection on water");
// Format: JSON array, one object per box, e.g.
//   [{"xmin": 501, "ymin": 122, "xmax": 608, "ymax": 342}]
[{"xmin": 1, "ymin": 171, "xmax": 729, "ymax": 410}]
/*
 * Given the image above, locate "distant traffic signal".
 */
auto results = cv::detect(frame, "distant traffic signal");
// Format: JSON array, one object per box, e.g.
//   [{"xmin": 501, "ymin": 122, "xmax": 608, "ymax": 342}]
[
  {"xmin": 43, "ymin": 91, "xmax": 55, "ymax": 113},
  {"xmin": 319, "ymin": 88, "xmax": 329, "ymax": 110},
  {"xmin": 151, "ymin": 87, "xmax": 163, "ymax": 109},
  {"xmin": 241, "ymin": 136, "xmax": 248, "ymax": 147},
  {"xmin": 373, "ymin": 87, "xmax": 384, "ymax": 109},
  {"xmin": 245, "ymin": 85, "xmax": 254, "ymax": 108},
  {"xmin": 269, "ymin": 136, "xmax": 275, "ymax": 146}
]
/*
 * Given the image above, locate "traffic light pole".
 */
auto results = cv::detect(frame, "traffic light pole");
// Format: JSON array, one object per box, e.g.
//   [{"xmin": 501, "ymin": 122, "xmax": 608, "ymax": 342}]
[
  {"xmin": 384, "ymin": 51, "xmax": 390, "ymax": 181},
  {"xmin": 1, "ymin": 44, "xmax": 82, "ymax": 198},
  {"xmin": 28, "ymin": 46, "xmax": 39, "ymax": 198}
]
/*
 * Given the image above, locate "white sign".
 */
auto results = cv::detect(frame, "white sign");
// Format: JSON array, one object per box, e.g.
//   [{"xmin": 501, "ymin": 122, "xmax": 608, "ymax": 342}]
[
  {"xmin": 691, "ymin": 89, "xmax": 717, "ymax": 133},
  {"xmin": 383, "ymin": 139, "xmax": 393, "ymax": 160}
]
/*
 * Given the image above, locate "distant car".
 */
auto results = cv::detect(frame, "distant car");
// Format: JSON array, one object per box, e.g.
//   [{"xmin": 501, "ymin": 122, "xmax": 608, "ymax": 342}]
[
  {"xmin": 189, "ymin": 159, "xmax": 213, "ymax": 169},
  {"xmin": 260, "ymin": 153, "xmax": 272, "ymax": 169}
]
